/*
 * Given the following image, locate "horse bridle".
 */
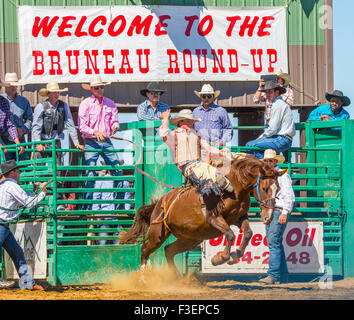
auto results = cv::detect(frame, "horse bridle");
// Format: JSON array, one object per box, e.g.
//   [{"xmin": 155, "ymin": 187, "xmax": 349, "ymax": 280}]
[{"xmin": 252, "ymin": 174, "xmax": 277, "ymax": 209}]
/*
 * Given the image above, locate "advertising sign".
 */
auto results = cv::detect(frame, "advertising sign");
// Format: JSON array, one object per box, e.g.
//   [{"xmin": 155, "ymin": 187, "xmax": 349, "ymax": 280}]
[{"xmin": 202, "ymin": 221, "xmax": 324, "ymax": 274}]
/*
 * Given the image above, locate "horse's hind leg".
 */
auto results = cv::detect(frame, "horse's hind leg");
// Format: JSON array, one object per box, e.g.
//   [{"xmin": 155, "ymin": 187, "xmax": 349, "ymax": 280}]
[
  {"xmin": 140, "ymin": 221, "xmax": 171, "ymax": 271},
  {"xmin": 207, "ymin": 215, "xmax": 235, "ymax": 266},
  {"xmin": 164, "ymin": 239, "xmax": 201, "ymax": 278}
]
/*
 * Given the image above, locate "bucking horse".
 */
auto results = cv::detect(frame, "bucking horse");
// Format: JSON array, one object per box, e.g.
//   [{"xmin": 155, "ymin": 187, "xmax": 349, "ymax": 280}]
[{"xmin": 120, "ymin": 155, "xmax": 286, "ymax": 276}]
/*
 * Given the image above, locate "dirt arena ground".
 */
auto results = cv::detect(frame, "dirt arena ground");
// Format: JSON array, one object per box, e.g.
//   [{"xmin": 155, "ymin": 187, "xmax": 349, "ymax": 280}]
[{"xmin": 1, "ymin": 267, "xmax": 354, "ymax": 300}]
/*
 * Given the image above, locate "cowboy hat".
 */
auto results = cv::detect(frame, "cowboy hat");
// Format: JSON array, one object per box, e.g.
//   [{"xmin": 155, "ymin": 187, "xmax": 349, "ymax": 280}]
[
  {"xmin": 194, "ymin": 84, "xmax": 220, "ymax": 99},
  {"xmin": 0, "ymin": 160, "xmax": 26, "ymax": 176},
  {"xmin": 3, "ymin": 73, "xmax": 27, "ymax": 87},
  {"xmin": 81, "ymin": 76, "xmax": 111, "ymax": 90},
  {"xmin": 170, "ymin": 109, "xmax": 201, "ymax": 127},
  {"xmin": 140, "ymin": 82, "xmax": 166, "ymax": 97},
  {"xmin": 39, "ymin": 82, "xmax": 68, "ymax": 97},
  {"xmin": 275, "ymin": 69, "xmax": 291, "ymax": 87},
  {"xmin": 325, "ymin": 90, "xmax": 351, "ymax": 107},
  {"xmin": 260, "ymin": 80, "xmax": 287, "ymax": 95},
  {"xmin": 262, "ymin": 149, "xmax": 285, "ymax": 164}
]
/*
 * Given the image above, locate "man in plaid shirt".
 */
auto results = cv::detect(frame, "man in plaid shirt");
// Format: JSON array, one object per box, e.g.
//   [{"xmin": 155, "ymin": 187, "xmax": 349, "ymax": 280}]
[{"xmin": 0, "ymin": 81, "xmax": 24, "ymax": 157}]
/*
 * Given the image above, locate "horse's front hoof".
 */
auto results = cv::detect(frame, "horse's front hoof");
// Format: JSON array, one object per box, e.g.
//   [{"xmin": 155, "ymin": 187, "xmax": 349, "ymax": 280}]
[
  {"xmin": 211, "ymin": 254, "xmax": 226, "ymax": 266},
  {"xmin": 226, "ymin": 251, "xmax": 241, "ymax": 265}
]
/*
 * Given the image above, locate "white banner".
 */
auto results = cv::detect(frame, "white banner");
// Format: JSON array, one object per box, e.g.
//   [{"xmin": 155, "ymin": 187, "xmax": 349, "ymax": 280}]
[
  {"xmin": 18, "ymin": 5, "xmax": 287, "ymax": 83},
  {"xmin": 202, "ymin": 221, "xmax": 324, "ymax": 274},
  {"xmin": 4, "ymin": 221, "xmax": 47, "ymax": 280}
]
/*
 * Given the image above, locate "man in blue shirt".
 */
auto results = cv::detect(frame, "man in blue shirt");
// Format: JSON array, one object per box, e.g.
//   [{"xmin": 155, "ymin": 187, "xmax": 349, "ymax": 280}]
[
  {"xmin": 193, "ymin": 84, "xmax": 233, "ymax": 150},
  {"xmin": 137, "ymin": 82, "xmax": 170, "ymax": 121},
  {"xmin": 1, "ymin": 73, "xmax": 32, "ymax": 161},
  {"xmin": 308, "ymin": 90, "xmax": 350, "ymax": 122},
  {"xmin": 246, "ymin": 80, "xmax": 295, "ymax": 159}
]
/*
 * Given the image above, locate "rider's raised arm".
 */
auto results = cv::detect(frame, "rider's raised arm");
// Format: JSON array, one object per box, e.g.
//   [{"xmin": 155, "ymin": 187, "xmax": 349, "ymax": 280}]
[{"xmin": 200, "ymin": 138, "xmax": 223, "ymax": 157}]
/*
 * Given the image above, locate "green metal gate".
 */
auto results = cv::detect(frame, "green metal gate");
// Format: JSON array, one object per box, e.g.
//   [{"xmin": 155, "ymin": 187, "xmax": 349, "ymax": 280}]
[{"xmin": 1, "ymin": 119, "xmax": 354, "ymax": 285}]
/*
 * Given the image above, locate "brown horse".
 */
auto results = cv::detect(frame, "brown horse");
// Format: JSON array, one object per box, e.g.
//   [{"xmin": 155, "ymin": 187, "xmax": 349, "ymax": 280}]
[{"xmin": 120, "ymin": 155, "xmax": 285, "ymax": 275}]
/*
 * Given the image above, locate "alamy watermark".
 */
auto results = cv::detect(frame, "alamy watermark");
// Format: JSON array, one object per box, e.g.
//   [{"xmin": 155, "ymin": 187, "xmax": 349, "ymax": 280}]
[{"xmin": 318, "ymin": 5, "xmax": 333, "ymax": 30}]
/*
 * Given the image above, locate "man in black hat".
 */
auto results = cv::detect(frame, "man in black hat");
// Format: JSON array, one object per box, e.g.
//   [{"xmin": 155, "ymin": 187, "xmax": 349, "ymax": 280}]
[
  {"xmin": 246, "ymin": 80, "xmax": 295, "ymax": 159},
  {"xmin": 308, "ymin": 90, "xmax": 351, "ymax": 122},
  {"xmin": 137, "ymin": 82, "xmax": 170, "ymax": 121},
  {"xmin": 0, "ymin": 160, "xmax": 47, "ymax": 290}
]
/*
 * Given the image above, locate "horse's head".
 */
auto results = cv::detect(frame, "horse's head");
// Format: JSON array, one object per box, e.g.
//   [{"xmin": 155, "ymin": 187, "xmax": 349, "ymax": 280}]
[{"xmin": 252, "ymin": 165, "xmax": 286, "ymax": 225}]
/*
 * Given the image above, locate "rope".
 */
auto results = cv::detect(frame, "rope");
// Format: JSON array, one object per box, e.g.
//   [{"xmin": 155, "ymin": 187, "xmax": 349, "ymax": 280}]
[
  {"xmin": 0, "ymin": 179, "xmax": 53, "ymax": 224},
  {"xmin": 111, "ymin": 136, "xmax": 175, "ymax": 189}
]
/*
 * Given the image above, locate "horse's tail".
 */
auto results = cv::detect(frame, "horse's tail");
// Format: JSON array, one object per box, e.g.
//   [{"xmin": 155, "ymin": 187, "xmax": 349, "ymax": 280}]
[{"xmin": 119, "ymin": 201, "xmax": 157, "ymax": 244}]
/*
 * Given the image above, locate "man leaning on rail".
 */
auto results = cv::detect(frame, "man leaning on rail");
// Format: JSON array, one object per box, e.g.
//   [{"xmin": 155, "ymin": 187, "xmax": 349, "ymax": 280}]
[
  {"xmin": 0, "ymin": 160, "xmax": 48, "ymax": 290},
  {"xmin": 31, "ymin": 82, "xmax": 84, "ymax": 164},
  {"xmin": 78, "ymin": 76, "xmax": 122, "ymax": 209}
]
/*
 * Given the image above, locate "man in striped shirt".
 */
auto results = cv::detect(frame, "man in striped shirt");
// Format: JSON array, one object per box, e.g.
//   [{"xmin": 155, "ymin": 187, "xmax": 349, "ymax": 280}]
[{"xmin": 0, "ymin": 160, "xmax": 47, "ymax": 290}]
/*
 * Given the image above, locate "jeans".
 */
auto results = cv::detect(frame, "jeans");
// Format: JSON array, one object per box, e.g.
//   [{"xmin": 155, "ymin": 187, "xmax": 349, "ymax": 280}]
[
  {"xmin": 0, "ymin": 224, "xmax": 35, "ymax": 288},
  {"xmin": 265, "ymin": 210, "xmax": 288, "ymax": 282},
  {"xmin": 35, "ymin": 140, "xmax": 63, "ymax": 166},
  {"xmin": 1, "ymin": 136, "xmax": 27, "ymax": 162},
  {"xmin": 98, "ymin": 218, "xmax": 120, "ymax": 245},
  {"xmin": 83, "ymin": 139, "xmax": 122, "ymax": 208},
  {"xmin": 246, "ymin": 135, "xmax": 292, "ymax": 159}
]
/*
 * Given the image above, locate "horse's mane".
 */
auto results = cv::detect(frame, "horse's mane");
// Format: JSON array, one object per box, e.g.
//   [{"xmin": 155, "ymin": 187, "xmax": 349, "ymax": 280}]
[{"xmin": 231, "ymin": 156, "xmax": 264, "ymax": 188}]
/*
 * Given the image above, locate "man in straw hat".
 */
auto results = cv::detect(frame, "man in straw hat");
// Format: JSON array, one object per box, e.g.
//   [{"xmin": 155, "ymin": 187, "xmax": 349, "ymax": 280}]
[
  {"xmin": 246, "ymin": 80, "xmax": 295, "ymax": 160},
  {"xmin": 78, "ymin": 76, "xmax": 121, "ymax": 208},
  {"xmin": 0, "ymin": 78, "xmax": 25, "ymax": 158},
  {"xmin": 308, "ymin": 90, "xmax": 350, "ymax": 122},
  {"xmin": 1, "ymin": 73, "xmax": 32, "ymax": 161},
  {"xmin": 32, "ymin": 82, "xmax": 84, "ymax": 163},
  {"xmin": 254, "ymin": 69, "xmax": 294, "ymax": 124},
  {"xmin": 193, "ymin": 84, "xmax": 233, "ymax": 150},
  {"xmin": 0, "ymin": 160, "xmax": 48, "ymax": 290},
  {"xmin": 159, "ymin": 109, "xmax": 233, "ymax": 199},
  {"xmin": 137, "ymin": 82, "xmax": 170, "ymax": 121},
  {"xmin": 258, "ymin": 149, "xmax": 295, "ymax": 285}
]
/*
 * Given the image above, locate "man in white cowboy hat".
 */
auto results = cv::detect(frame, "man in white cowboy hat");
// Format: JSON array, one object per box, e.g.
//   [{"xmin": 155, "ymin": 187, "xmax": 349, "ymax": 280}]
[
  {"xmin": 1, "ymin": 73, "xmax": 32, "ymax": 161},
  {"xmin": 159, "ymin": 109, "xmax": 233, "ymax": 198},
  {"xmin": 254, "ymin": 69, "xmax": 294, "ymax": 124},
  {"xmin": 137, "ymin": 82, "xmax": 170, "ymax": 121},
  {"xmin": 308, "ymin": 90, "xmax": 351, "ymax": 122},
  {"xmin": 258, "ymin": 149, "xmax": 295, "ymax": 285},
  {"xmin": 78, "ymin": 76, "xmax": 121, "ymax": 208},
  {"xmin": 0, "ymin": 78, "xmax": 25, "ymax": 158},
  {"xmin": 246, "ymin": 80, "xmax": 295, "ymax": 160},
  {"xmin": 32, "ymin": 82, "xmax": 84, "ymax": 163},
  {"xmin": 193, "ymin": 84, "xmax": 233, "ymax": 150}
]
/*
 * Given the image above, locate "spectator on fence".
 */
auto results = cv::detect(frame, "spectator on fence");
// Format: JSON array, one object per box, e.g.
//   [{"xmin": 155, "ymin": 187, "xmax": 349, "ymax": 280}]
[
  {"xmin": 308, "ymin": 90, "xmax": 350, "ymax": 122},
  {"xmin": 0, "ymin": 79, "xmax": 24, "ymax": 160},
  {"xmin": 0, "ymin": 160, "xmax": 47, "ymax": 290},
  {"xmin": 246, "ymin": 80, "xmax": 295, "ymax": 160},
  {"xmin": 254, "ymin": 69, "xmax": 294, "ymax": 124},
  {"xmin": 137, "ymin": 82, "xmax": 170, "ymax": 121},
  {"xmin": 258, "ymin": 149, "xmax": 295, "ymax": 285},
  {"xmin": 31, "ymin": 82, "xmax": 84, "ymax": 165},
  {"xmin": 1, "ymin": 73, "xmax": 32, "ymax": 161},
  {"xmin": 78, "ymin": 76, "xmax": 122, "ymax": 209},
  {"xmin": 92, "ymin": 163, "xmax": 118, "ymax": 245},
  {"xmin": 193, "ymin": 84, "xmax": 233, "ymax": 148}
]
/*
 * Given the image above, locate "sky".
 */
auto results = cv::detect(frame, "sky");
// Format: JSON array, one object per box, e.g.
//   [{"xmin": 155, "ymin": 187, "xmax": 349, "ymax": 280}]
[{"xmin": 333, "ymin": 0, "xmax": 354, "ymax": 118}]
